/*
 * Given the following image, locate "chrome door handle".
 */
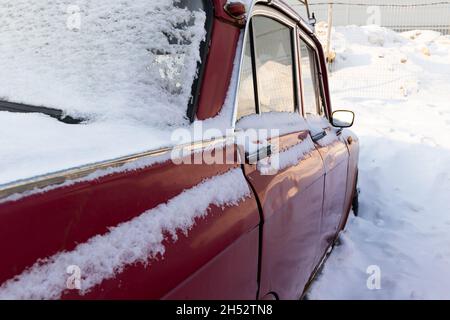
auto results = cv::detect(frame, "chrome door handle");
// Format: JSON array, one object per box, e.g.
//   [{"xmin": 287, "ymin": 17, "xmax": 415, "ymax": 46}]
[
  {"xmin": 245, "ymin": 145, "xmax": 272, "ymax": 164},
  {"xmin": 311, "ymin": 130, "xmax": 327, "ymax": 142}
]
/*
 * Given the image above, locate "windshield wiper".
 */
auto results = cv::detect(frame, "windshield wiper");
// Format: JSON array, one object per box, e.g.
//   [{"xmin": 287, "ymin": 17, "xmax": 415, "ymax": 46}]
[{"xmin": 0, "ymin": 100, "xmax": 84, "ymax": 124}]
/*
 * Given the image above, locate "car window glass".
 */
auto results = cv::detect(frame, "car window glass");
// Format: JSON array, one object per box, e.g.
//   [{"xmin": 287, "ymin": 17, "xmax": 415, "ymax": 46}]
[
  {"xmin": 253, "ymin": 16, "xmax": 295, "ymax": 114},
  {"xmin": 237, "ymin": 33, "xmax": 257, "ymax": 119},
  {"xmin": 299, "ymin": 39, "xmax": 324, "ymax": 117}
]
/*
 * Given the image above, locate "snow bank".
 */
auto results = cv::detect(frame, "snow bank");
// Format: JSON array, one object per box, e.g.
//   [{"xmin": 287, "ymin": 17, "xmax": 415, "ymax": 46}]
[
  {"xmin": 308, "ymin": 24, "xmax": 450, "ymax": 299},
  {"xmin": 0, "ymin": 168, "xmax": 251, "ymax": 300}
]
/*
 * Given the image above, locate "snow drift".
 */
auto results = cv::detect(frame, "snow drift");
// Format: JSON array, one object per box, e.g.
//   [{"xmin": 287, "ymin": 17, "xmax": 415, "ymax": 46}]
[{"xmin": 309, "ymin": 24, "xmax": 450, "ymax": 299}]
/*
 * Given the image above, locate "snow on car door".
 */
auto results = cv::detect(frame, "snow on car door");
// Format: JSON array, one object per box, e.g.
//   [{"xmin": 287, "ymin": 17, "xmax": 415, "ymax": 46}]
[
  {"xmin": 299, "ymin": 35, "xmax": 350, "ymax": 263},
  {"xmin": 0, "ymin": 142, "xmax": 260, "ymax": 299},
  {"xmin": 235, "ymin": 9, "xmax": 326, "ymax": 300}
]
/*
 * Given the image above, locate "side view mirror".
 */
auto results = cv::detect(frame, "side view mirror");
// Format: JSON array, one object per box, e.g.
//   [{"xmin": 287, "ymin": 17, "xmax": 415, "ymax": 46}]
[{"xmin": 331, "ymin": 110, "xmax": 355, "ymax": 128}]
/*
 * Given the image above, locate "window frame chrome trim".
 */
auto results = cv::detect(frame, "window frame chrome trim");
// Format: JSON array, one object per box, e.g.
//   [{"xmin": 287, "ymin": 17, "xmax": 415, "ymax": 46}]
[{"xmin": 233, "ymin": 3, "xmax": 302, "ymax": 122}]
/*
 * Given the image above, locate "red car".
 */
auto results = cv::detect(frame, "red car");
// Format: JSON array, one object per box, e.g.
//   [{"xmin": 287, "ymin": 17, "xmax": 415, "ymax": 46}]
[{"xmin": 0, "ymin": 0, "xmax": 359, "ymax": 300}]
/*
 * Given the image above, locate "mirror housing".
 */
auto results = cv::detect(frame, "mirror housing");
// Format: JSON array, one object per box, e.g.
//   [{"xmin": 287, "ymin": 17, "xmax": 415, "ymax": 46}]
[{"xmin": 331, "ymin": 110, "xmax": 355, "ymax": 128}]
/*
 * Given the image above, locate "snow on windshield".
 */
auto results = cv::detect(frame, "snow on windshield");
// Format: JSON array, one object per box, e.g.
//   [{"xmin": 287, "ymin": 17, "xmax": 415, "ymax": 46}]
[{"xmin": 0, "ymin": 0, "xmax": 206, "ymax": 126}]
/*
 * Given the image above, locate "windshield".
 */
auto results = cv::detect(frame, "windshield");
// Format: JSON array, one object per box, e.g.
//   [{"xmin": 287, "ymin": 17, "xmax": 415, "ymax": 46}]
[{"xmin": 0, "ymin": 0, "xmax": 210, "ymax": 126}]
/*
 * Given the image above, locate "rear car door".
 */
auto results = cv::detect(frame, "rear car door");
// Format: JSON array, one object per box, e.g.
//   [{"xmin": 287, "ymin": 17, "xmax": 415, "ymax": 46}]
[
  {"xmin": 0, "ymin": 133, "xmax": 260, "ymax": 301},
  {"xmin": 235, "ymin": 6, "xmax": 326, "ymax": 300},
  {"xmin": 298, "ymin": 32, "xmax": 350, "ymax": 262}
]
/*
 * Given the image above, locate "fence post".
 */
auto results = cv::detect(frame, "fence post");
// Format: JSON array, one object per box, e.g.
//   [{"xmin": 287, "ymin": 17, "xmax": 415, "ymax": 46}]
[{"xmin": 325, "ymin": 3, "xmax": 334, "ymax": 69}]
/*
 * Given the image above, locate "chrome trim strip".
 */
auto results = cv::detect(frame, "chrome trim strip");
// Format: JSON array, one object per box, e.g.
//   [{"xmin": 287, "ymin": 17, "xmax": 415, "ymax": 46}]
[
  {"xmin": 0, "ymin": 137, "xmax": 229, "ymax": 201},
  {"xmin": 232, "ymin": 0, "xmax": 312, "ymax": 126},
  {"xmin": 271, "ymin": 1, "xmax": 301, "ymax": 23}
]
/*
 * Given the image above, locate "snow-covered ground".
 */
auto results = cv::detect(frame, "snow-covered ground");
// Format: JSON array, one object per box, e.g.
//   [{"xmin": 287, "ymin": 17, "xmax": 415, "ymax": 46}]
[{"xmin": 309, "ymin": 25, "xmax": 450, "ymax": 299}]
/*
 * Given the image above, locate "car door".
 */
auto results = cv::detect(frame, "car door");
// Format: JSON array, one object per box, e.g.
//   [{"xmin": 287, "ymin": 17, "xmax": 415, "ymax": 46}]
[
  {"xmin": 235, "ymin": 6, "xmax": 326, "ymax": 300},
  {"xmin": 0, "ymin": 141, "xmax": 261, "ymax": 300},
  {"xmin": 298, "ymin": 32, "xmax": 350, "ymax": 263}
]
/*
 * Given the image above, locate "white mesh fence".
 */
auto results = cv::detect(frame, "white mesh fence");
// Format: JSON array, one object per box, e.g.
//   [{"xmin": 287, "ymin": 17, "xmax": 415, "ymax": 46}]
[{"xmin": 288, "ymin": 0, "xmax": 450, "ymax": 99}]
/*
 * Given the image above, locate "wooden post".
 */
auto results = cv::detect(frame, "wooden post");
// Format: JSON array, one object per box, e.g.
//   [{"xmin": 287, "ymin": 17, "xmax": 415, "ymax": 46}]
[{"xmin": 325, "ymin": 3, "xmax": 333, "ymax": 70}]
